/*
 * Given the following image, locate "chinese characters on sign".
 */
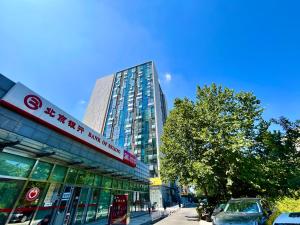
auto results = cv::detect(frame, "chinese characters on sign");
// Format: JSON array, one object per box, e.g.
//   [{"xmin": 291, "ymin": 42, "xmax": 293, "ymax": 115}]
[
  {"xmin": 108, "ymin": 194, "xmax": 129, "ymax": 225},
  {"xmin": 1, "ymin": 82, "xmax": 136, "ymax": 167}
]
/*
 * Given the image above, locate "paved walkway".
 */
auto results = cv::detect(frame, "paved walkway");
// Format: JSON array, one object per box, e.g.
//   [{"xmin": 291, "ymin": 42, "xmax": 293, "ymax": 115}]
[{"xmin": 154, "ymin": 207, "xmax": 199, "ymax": 225}]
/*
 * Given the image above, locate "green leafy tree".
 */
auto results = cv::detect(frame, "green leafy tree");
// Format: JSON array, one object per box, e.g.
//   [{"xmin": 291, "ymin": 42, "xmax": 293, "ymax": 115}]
[
  {"xmin": 256, "ymin": 117, "xmax": 300, "ymax": 198},
  {"xmin": 160, "ymin": 84, "xmax": 264, "ymax": 199}
]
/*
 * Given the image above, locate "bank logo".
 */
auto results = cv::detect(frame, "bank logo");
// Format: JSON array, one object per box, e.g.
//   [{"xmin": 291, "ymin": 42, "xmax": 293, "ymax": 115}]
[
  {"xmin": 24, "ymin": 95, "xmax": 42, "ymax": 110},
  {"xmin": 26, "ymin": 187, "xmax": 40, "ymax": 202}
]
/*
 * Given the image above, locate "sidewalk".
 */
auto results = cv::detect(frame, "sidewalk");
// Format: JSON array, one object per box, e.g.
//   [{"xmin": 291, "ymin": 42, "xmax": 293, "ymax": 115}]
[
  {"xmin": 87, "ymin": 205, "xmax": 180, "ymax": 225},
  {"xmin": 151, "ymin": 205, "xmax": 181, "ymax": 222}
]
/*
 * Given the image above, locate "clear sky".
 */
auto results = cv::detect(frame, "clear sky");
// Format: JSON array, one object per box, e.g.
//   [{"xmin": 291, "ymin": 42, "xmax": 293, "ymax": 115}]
[{"xmin": 0, "ymin": 0, "xmax": 299, "ymax": 122}]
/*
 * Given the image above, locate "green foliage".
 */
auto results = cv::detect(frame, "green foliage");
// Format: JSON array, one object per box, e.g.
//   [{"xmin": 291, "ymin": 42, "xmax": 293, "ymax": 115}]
[
  {"xmin": 266, "ymin": 197, "xmax": 300, "ymax": 225},
  {"xmin": 160, "ymin": 83, "xmax": 300, "ymax": 201}
]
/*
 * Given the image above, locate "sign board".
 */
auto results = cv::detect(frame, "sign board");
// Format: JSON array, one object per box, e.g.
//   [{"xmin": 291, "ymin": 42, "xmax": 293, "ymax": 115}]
[
  {"xmin": 26, "ymin": 187, "xmax": 40, "ymax": 202},
  {"xmin": 150, "ymin": 177, "xmax": 162, "ymax": 186},
  {"xmin": 0, "ymin": 82, "xmax": 137, "ymax": 167},
  {"xmin": 108, "ymin": 194, "xmax": 129, "ymax": 225},
  {"xmin": 62, "ymin": 192, "xmax": 71, "ymax": 200}
]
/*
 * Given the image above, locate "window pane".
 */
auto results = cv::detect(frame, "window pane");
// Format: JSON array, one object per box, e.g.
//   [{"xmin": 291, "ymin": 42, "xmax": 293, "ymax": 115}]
[
  {"xmin": 76, "ymin": 171, "xmax": 95, "ymax": 186},
  {"xmin": 97, "ymin": 189, "xmax": 111, "ymax": 218},
  {"xmin": 31, "ymin": 161, "xmax": 53, "ymax": 180},
  {"xmin": 112, "ymin": 179, "xmax": 118, "ymax": 189},
  {"xmin": 7, "ymin": 181, "xmax": 48, "ymax": 225},
  {"xmin": 86, "ymin": 188, "xmax": 100, "ymax": 223},
  {"xmin": 31, "ymin": 183, "xmax": 62, "ymax": 225},
  {"xmin": 118, "ymin": 180, "xmax": 123, "ymax": 189},
  {"xmin": 74, "ymin": 188, "xmax": 89, "ymax": 225},
  {"xmin": 94, "ymin": 175, "xmax": 102, "ymax": 187},
  {"xmin": 0, "ymin": 152, "xmax": 35, "ymax": 178},
  {"xmin": 50, "ymin": 165, "xmax": 67, "ymax": 182},
  {"xmin": 0, "ymin": 178, "xmax": 25, "ymax": 225},
  {"xmin": 65, "ymin": 168, "xmax": 78, "ymax": 184},
  {"xmin": 102, "ymin": 177, "xmax": 112, "ymax": 189},
  {"xmin": 76, "ymin": 171, "xmax": 87, "ymax": 185}
]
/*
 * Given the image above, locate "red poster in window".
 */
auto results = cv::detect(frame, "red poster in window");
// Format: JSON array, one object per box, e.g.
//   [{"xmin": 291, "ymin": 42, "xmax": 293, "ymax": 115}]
[{"xmin": 108, "ymin": 194, "xmax": 129, "ymax": 225}]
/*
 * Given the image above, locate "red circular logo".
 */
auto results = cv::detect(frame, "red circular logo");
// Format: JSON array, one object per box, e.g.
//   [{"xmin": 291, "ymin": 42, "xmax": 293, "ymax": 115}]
[
  {"xmin": 26, "ymin": 187, "xmax": 40, "ymax": 202},
  {"xmin": 24, "ymin": 95, "xmax": 42, "ymax": 110}
]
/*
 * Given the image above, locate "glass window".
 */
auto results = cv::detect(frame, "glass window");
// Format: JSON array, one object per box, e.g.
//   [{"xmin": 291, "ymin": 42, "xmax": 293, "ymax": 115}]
[
  {"xmin": 86, "ymin": 188, "xmax": 100, "ymax": 223},
  {"xmin": 74, "ymin": 188, "xmax": 89, "ymax": 225},
  {"xmin": 97, "ymin": 189, "xmax": 111, "ymax": 218},
  {"xmin": 94, "ymin": 175, "xmax": 102, "ymax": 187},
  {"xmin": 65, "ymin": 168, "xmax": 78, "ymax": 184},
  {"xmin": 0, "ymin": 152, "xmax": 35, "ymax": 178},
  {"xmin": 118, "ymin": 180, "xmax": 123, "ymax": 190},
  {"xmin": 123, "ymin": 181, "xmax": 129, "ymax": 190},
  {"xmin": 112, "ymin": 179, "xmax": 118, "ymax": 189},
  {"xmin": 0, "ymin": 178, "xmax": 25, "ymax": 225},
  {"xmin": 7, "ymin": 181, "xmax": 48, "ymax": 225},
  {"xmin": 50, "ymin": 165, "xmax": 67, "ymax": 182},
  {"xmin": 30, "ymin": 161, "xmax": 53, "ymax": 180},
  {"xmin": 76, "ymin": 171, "xmax": 94, "ymax": 186},
  {"xmin": 31, "ymin": 183, "xmax": 62, "ymax": 225},
  {"xmin": 76, "ymin": 171, "xmax": 87, "ymax": 185},
  {"xmin": 102, "ymin": 177, "xmax": 112, "ymax": 189}
]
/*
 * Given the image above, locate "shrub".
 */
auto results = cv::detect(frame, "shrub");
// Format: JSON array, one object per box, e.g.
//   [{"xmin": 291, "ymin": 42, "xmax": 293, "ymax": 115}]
[{"xmin": 266, "ymin": 197, "xmax": 300, "ymax": 225}]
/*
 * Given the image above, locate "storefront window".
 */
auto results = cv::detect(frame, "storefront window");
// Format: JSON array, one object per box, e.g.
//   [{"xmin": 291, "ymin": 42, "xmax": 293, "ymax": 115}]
[
  {"xmin": 30, "ymin": 161, "xmax": 53, "ymax": 181},
  {"xmin": 76, "ymin": 171, "xmax": 87, "ymax": 185},
  {"xmin": 0, "ymin": 178, "xmax": 25, "ymax": 225},
  {"xmin": 31, "ymin": 183, "xmax": 62, "ymax": 225},
  {"xmin": 97, "ymin": 189, "xmax": 111, "ymax": 218},
  {"xmin": 74, "ymin": 188, "xmax": 89, "ymax": 225},
  {"xmin": 102, "ymin": 177, "xmax": 112, "ymax": 189},
  {"xmin": 123, "ymin": 181, "xmax": 129, "ymax": 190},
  {"xmin": 50, "ymin": 165, "xmax": 67, "ymax": 182},
  {"xmin": 65, "ymin": 168, "xmax": 78, "ymax": 184},
  {"xmin": 94, "ymin": 175, "xmax": 102, "ymax": 187},
  {"xmin": 0, "ymin": 152, "xmax": 35, "ymax": 178},
  {"xmin": 76, "ymin": 171, "xmax": 94, "ymax": 186},
  {"xmin": 85, "ymin": 188, "xmax": 100, "ymax": 223},
  {"xmin": 7, "ymin": 181, "xmax": 48, "ymax": 225},
  {"xmin": 118, "ymin": 180, "xmax": 123, "ymax": 189},
  {"xmin": 112, "ymin": 179, "xmax": 118, "ymax": 189}
]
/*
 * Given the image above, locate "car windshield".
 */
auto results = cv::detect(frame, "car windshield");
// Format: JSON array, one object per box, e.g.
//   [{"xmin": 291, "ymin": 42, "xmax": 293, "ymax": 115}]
[{"xmin": 224, "ymin": 200, "xmax": 260, "ymax": 213}]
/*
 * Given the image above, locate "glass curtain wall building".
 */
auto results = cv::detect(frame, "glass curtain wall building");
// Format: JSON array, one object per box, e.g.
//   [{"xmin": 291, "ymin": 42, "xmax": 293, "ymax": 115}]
[{"xmin": 84, "ymin": 61, "xmax": 178, "ymax": 207}]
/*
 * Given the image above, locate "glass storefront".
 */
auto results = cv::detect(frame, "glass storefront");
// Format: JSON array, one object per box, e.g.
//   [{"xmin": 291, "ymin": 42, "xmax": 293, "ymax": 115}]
[{"xmin": 0, "ymin": 152, "xmax": 149, "ymax": 225}]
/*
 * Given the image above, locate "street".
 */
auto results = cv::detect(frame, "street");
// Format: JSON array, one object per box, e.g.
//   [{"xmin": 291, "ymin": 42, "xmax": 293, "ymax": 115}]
[{"xmin": 154, "ymin": 206, "xmax": 200, "ymax": 225}]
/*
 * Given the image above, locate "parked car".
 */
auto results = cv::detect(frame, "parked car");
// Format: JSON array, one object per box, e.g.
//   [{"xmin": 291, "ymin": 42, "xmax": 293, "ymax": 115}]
[
  {"xmin": 273, "ymin": 212, "xmax": 300, "ymax": 225},
  {"xmin": 212, "ymin": 198, "xmax": 271, "ymax": 225},
  {"xmin": 198, "ymin": 200, "xmax": 226, "ymax": 222},
  {"xmin": 211, "ymin": 203, "xmax": 227, "ymax": 218}
]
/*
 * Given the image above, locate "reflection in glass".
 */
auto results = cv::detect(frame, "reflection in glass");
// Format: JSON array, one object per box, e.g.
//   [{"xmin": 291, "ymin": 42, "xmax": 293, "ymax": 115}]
[
  {"xmin": 0, "ymin": 152, "xmax": 35, "ymax": 178},
  {"xmin": 50, "ymin": 165, "xmax": 67, "ymax": 182},
  {"xmin": 31, "ymin": 183, "xmax": 62, "ymax": 225},
  {"xmin": 31, "ymin": 161, "xmax": 53, "ymax": 181},
  {"xmin": 7, "ymin": 181, "xmax": 48, "ymax": 225},
  {"xmin": 0, "ymin": 179, "xmax": 25, "ymax": 225}
]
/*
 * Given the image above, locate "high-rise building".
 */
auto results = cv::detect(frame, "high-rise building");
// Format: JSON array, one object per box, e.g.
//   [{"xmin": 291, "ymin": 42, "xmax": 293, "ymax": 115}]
[{"xmin": 84, "ymin": 61, "xmax": 178, "ymax": 207}]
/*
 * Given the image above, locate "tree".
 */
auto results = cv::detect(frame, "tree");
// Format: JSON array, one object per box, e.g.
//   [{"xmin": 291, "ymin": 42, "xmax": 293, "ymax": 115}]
[
  {"xmin": 160, "ymin": 84, "xmax": 264, "ymax": 199},
  {"xmin": 256, "ymin": 117, "xmax": 300, "ymax": 198}
]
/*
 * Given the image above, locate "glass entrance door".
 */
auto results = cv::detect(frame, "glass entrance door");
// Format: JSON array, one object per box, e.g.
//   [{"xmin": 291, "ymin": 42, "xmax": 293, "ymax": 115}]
[{"xmin": 52, "ymin": 186, "xmax": 73, "ymax": 225}]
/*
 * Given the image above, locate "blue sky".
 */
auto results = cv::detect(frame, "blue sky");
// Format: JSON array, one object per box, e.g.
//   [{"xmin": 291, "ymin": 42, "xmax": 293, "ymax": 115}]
[{"xmin": 0, "ymin": 0, "xmax": 299, "ymax": 122}]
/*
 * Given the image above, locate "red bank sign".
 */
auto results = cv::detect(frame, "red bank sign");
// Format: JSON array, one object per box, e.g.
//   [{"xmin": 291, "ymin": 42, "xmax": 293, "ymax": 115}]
[{"xmin": 1, "ymin": 82, "xmax": 136, "ymax": 167}]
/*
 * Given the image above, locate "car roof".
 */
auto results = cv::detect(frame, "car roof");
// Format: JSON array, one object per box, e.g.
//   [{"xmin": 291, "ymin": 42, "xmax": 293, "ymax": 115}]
[
  {"xmin": 229, "ymin": 198, "xmax": 261, "ymax": 201},
  {"xmin": 274, "ymin": 213, "xmax": 300, "ymax": 223}
]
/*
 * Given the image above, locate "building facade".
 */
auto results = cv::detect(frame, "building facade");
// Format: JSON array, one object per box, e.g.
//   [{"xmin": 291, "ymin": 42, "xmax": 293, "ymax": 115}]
[
  {"xmin": 84, "ymin": 61, "xmax": 178, "ymax": 208},
  {"xmin": 0, "ymin": 74, "xmax": 149, "ymax": 225}
]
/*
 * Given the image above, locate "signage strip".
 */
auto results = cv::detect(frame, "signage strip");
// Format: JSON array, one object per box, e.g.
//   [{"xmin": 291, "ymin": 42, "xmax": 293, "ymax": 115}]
[{"xmin": 0, "ymin": 82, "xmax": 137, "ymax": 167}]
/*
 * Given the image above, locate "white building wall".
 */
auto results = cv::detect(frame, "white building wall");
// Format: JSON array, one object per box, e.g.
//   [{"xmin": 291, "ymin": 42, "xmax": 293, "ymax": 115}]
[
  {"xmin": 152, "ymin": 62, "xmax": 165, "ymax": 174},
  {"xmin": 83, "ymin": 75, "xmax": 114, "ymax": 133}
]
